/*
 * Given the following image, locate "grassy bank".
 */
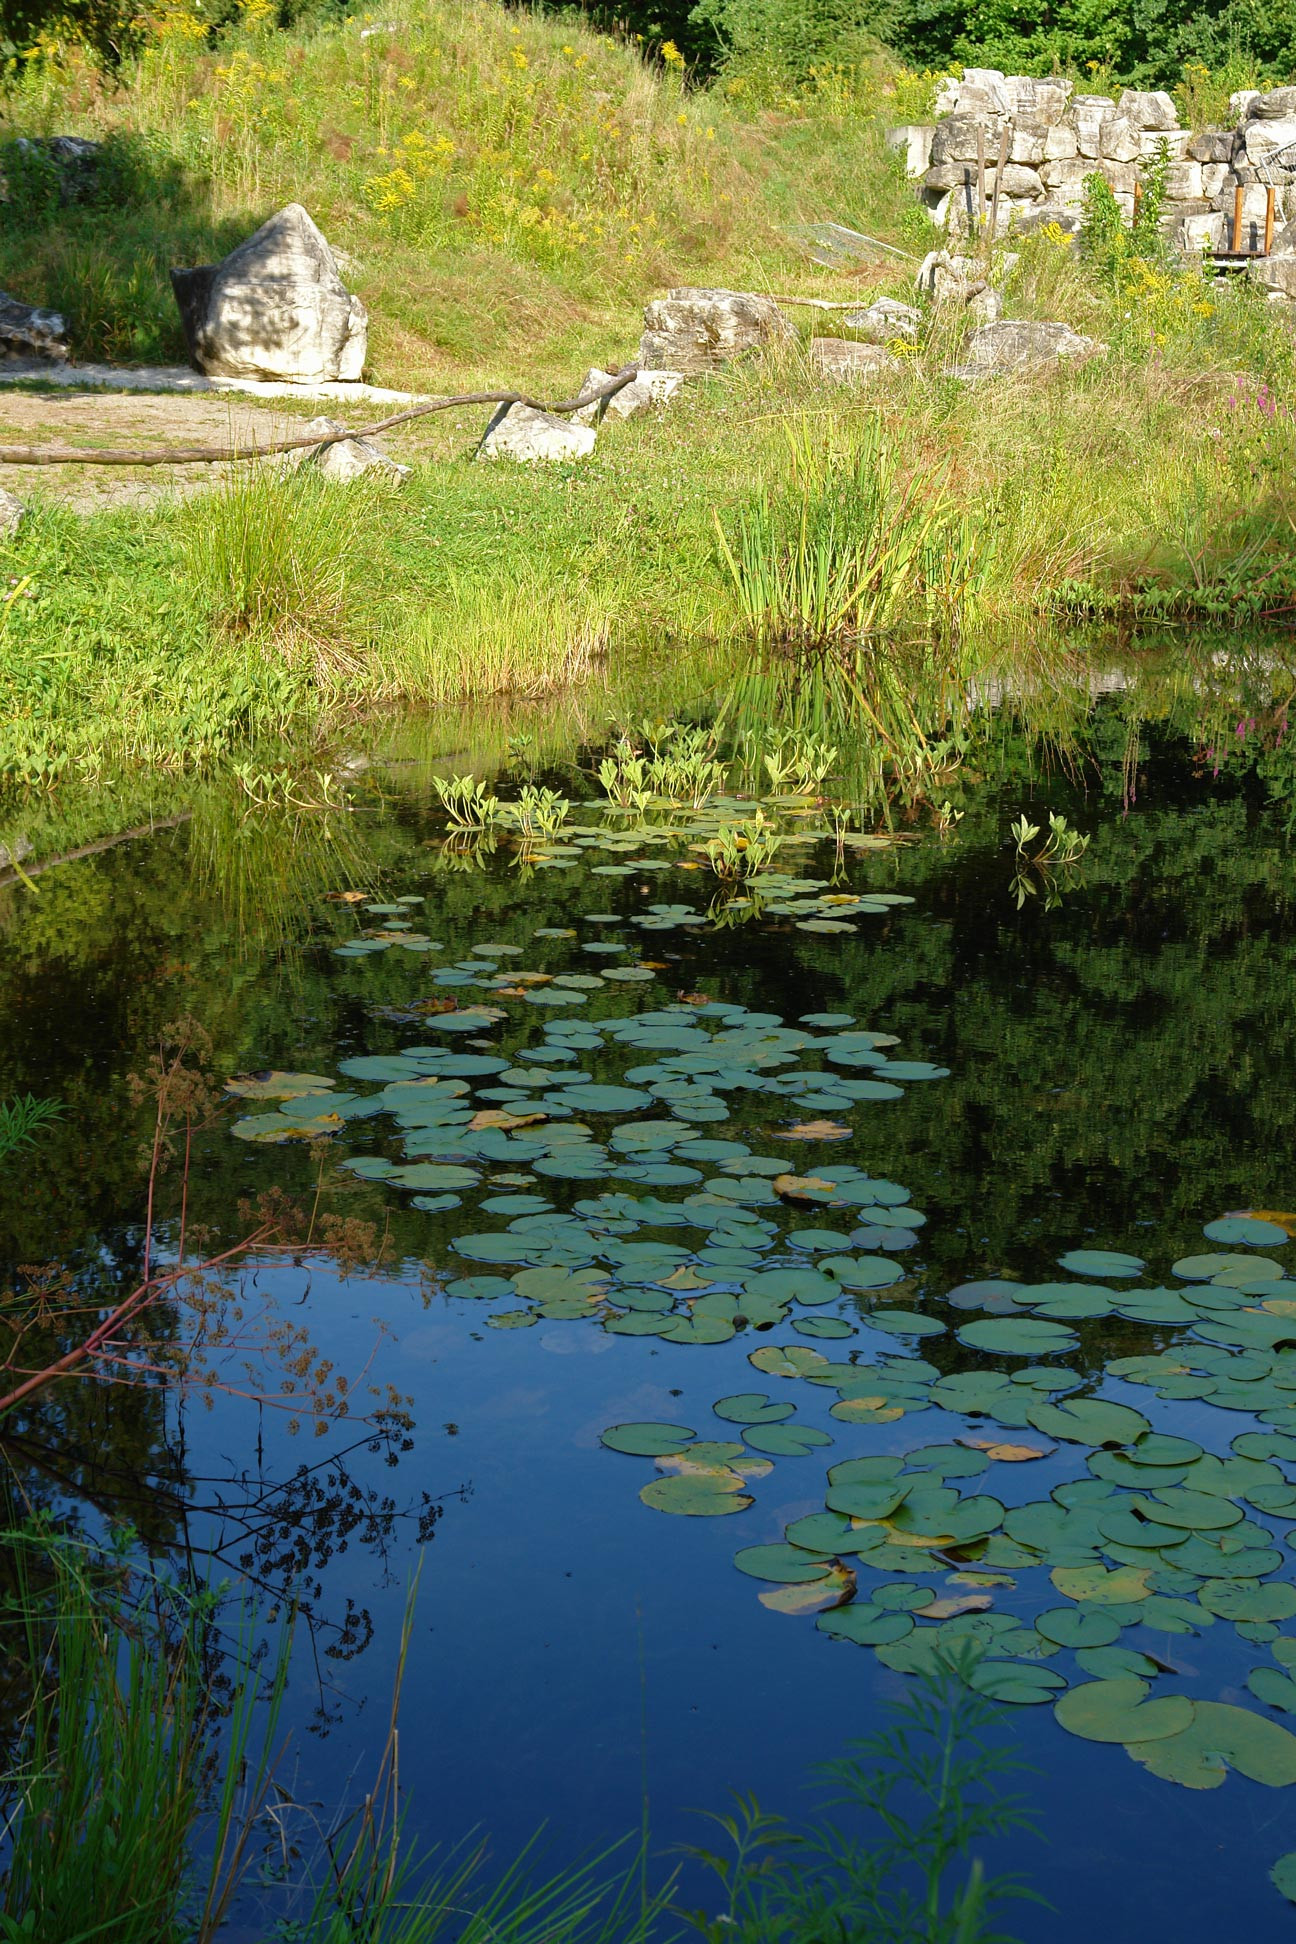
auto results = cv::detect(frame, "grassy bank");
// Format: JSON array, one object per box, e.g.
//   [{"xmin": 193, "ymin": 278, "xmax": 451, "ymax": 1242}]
[{"xmin": 1, "ymin": 2, "xmax": 1296, "ymax": 792}]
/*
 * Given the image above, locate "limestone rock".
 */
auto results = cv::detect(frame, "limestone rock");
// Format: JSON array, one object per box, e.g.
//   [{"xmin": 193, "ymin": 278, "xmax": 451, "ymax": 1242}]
[
  {"xmin": 1250, "ymin": 255, "xmax": 1296, "ymax": 300},
  {"xmin": 843, "ymin": 297, "xmax": 921, "ymax": 343},
  {"xmin": 1180, "ymin": 211, "xmax": 1228, "ymax": 252},
  {"xmin": 1251, "ymin": 86, "xmax": 1296, "ymax": 120},
  {"xmin": 1041, "ymin": 123, "xmax": 1077, "ymax": 162},
  {"xmin": 1009, "ymin": 119, "xmax": 1047, "ymax": 165},
  {"xmin": 1100, "ymin": 118, "xmax": 1141, "ymax": 163},
  {"xmin": 171, "ymin": 204, "xmax": 368, "ymax": 385},
  {"xmin": 1071, "ymin": 95, "xmax": 1117, "ymax": 157},
  {"xmin": 886, "ymin": 124, "xmax": 934, "ymax": 178},
  {"xmin": 958, "ymin": 319, "xmax": 1101, "ymax": 377},
  {"xmin": 1116, "ymin": 89, "xmax": 1179, "ymax": 130},
  {"xmin": 915, "ymin": 249, "xmax": 983, "ymax": 303},
  {"xmin": 808, "ymin": 339, "xmax": 900, "ymax": 382},
  {"xmin": 1188, "ymin": 128, "xmax": 1236, "ymax": 163},
  {"xmin": 931, "ymin": 113, "xmax": 993, "ymax": 165},
  {"xmin": 1011, "ymin": 202, "xmax": 1082, "ymax": 235},
  {"xmin": 966, "ymin": 285, "xmax": 1004, "ymax": 324},
  {"xmin": 1137, "ymin": 129, "xmax": 1191, "ymax": 161},
  {"xmin": 297, "ymin": 416, "xmax": 410, "ymax": 482},
  {"xmin": 638, "ymin": 288, "xmax": 794, "ymax": 374},
  {"xmin": 477, "ymin": 402, "xmax": 597, "ymax": 463},
  {"xmin": 0, "ymin": 289, "xmax": 68, "ymax": 363},
  {"xmin": 0, "ymin": 487, "xmax": 23, "ymax": 536},
  {"xmin": 1244, "ymin": 120, "xmax": 1296, "ymax": 169},
  {"xmin": 570, "ymin": 366, "xmax": 684, "ymax": 427}
]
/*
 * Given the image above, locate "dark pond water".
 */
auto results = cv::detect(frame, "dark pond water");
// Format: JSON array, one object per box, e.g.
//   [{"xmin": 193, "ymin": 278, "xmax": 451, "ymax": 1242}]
[{"xmin": 5, "ymin": 682, "xmax": 1296, "ymax": 1940}]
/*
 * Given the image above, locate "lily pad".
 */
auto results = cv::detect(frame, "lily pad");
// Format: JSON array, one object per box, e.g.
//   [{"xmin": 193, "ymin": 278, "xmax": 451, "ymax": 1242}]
[
  {"xmin": 957, "ymin": 1318, "xmax": 1079, "ymax": 1357},
  {"xmin": 601, "ymin": 1422, "xmax": 696, "ymax": 1456},
  {"xmin": 640, "ymin": 1471, "xmax": 753, "ymax": 1516},
  {"xmin": 1054, "ymin": 1678, "xmax": 1195, "ymax": 1744},
  {"xmin": 1128, "ymin": 1700, "xmax": 1296, "ymax": 1788}
]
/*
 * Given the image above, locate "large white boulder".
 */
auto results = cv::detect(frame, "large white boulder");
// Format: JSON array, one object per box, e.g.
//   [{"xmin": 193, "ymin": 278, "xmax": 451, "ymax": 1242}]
[
  {"xmin": 171, "ymin": 204, "xmax": 368, "ymax": 385},
  {"xmin": 477, "ymin": 402, "xmax": 596, "ymax": 463},
  {"xmin": 638, "ymin": 288, "xmax": 794, "ymax": 374}
]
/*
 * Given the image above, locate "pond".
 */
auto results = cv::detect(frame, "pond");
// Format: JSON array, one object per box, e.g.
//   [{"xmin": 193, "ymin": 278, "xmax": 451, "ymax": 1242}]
[{"xmin": 5, "ymin": 659, "xmax": 1296, "ymax": 1941}]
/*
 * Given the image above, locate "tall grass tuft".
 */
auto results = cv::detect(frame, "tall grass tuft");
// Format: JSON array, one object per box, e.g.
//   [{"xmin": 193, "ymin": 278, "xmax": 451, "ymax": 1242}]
[
  {"xmin": 180, "ymin": 463, "xmax": 378, "ymax": 683},
  {"xmin": 713, "ymin": 418, "xmax": 995, "ymax": 650}
]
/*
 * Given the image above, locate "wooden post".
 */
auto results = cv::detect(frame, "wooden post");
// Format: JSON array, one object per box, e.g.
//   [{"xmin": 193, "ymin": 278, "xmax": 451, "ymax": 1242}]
[
  {"xmin": 1233, "ymin": 182, "xmax": 1246, "ymax": 254},
  {"xmin": 1265, "ymin": 185, "xmax": 1277, "ymax": 255},
  {"xmin": 976, "ymin": 124, "xmax": 987, "ymax": 231}
]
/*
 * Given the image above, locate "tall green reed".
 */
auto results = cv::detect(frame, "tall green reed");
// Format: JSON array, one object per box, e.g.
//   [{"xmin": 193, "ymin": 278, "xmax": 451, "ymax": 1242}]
[{"xmin": 712, "ymin": 418, "xmax": 996, "ymax": 650}]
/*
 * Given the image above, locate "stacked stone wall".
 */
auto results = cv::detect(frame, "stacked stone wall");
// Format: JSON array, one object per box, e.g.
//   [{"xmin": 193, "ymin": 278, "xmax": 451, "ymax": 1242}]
[{"xmin": 888, "ymin": 68, "xmax": 1296, "ymax": 263}]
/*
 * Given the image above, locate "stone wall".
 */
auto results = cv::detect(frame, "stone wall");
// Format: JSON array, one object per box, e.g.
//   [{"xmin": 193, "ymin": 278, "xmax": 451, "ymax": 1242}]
[{"xmin": 888, "ymin": 68, "xmax": 1296, "ymax": 259}]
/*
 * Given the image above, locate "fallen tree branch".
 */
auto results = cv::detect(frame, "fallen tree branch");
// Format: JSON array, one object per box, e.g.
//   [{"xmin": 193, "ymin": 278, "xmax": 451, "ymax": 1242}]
[{"xmin": 0, "ymin": 365, "xmax": 640, "ymax": 468}]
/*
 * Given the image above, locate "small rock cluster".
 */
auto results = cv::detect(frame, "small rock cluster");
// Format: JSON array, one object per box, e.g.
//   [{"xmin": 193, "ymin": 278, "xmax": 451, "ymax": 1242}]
[{"xmin": 890, "ymin": 66, "xmax": 1296, "ymax": 272}]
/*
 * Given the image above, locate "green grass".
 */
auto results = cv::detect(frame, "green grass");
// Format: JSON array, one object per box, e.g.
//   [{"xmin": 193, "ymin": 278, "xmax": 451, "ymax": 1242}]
[{"xmin": 2, "ymin": 2, "xmax": 1296, "ymax": 792}]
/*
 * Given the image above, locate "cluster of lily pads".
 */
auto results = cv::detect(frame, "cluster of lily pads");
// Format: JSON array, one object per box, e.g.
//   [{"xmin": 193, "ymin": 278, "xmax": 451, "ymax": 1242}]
[
  {"xmin": 228, "ymin": 985, "xmax": 944, "ymax": 1330},
  {"xmin": 600, "ymin": 1217, "xmax": 1296, "ymax": 1811},
  {"xmin": 226, "ymin": 846, "xmax": 1296, "ymax": 1891}
]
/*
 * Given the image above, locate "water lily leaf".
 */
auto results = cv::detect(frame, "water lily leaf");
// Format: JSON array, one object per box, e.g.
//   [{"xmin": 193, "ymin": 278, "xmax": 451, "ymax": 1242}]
[
  {"xmin": 773, "ymin": 1174, "xmax": 839, "ymax": 1201},
  {"xmin": 826, "ymin": 1481, "xmax": 910, "ymax": 1521},
  {"xmin": 1053, "ymin": 1564, "xmax": 1152, "ymax": 1603},
  {"xmin": 759, "ymin": 1565, "xmax": 856, "ymax": 1614},
  {"xmin": 1055, "ymin": 1678, "xmax": 1195, "ymax": 1744},
  {"xmin": 1037, "ymin": 1606, "xmax": 1122, "ymax": 1648},
  {"xmin": 830, "ymin": 1398, "xmax": 906, "ymax": 1425},
  {"xmin": 601, "ymin": 1422, "xmax": 697, "ymax": 1456},
  {"xmin": 959, "ymin": 1438, "xmax": 1053, "ymax": 1463},
  {"xmin": 1198, "ymin": 1582, "xmax": 1296, "ymax": 1623},
  {"xmin": 1057, "ymin": 1249, "xmax": 1145, "ymax": 1277},
  {"xmin": 226, "ymin": 1070, "xmax": 335, "ymax": 1099},
  {"xmin": 1076, "ymin": 1645, "xmax": 1166, "ymax": 1679},
  {"xmin": 1272, "ymin": 1853, "xmax": 1296, "ymax": 1903},
  {"xmin": 487, "ymin": 1310, "xmax": 537, "ymax": 1329},
  {"xmin": 714, "ymin": 1392, "xmax": 796, "ymax": 1426},
  {"xmin": 559, "ymin": 1084, "xmax": 652, "ymax": 1112},
  {"xmin": 1249, "ymin": 1667, "xmax": 1296, "ymax": 1713},
  {"xmin": 1139, "ymin": 1489, "xmax": 1244, "ymax": 1532},
  {"xmin": 967, "ymin": 1662, "xmax": 1065, "ymax": 1705},
  {"xmin": 749, "ymin": 1344, "xmax": 830, "ymax": 1378},
  {"xmin": 1128, "ymin": 1700, "xmax": 1296, "ymax": 1788},
  {"xmin": 1026, "ymin": 1398, "xmax": 1150, "ymax": 1447},
  {"xmin": 921, "ymin": 1593, "xmax": 993, "ymax": 1621},
  {"xmin": 957, "ymin": 1318, "xmax": 1079, "ymax": 1356},
  {"xmin": 795, "ymin": 1316, "xmax": 857, "ymax": 1339},
  {"xmin": 1097, "ymin": 1509, "xmax": 1186, "ymax": 1550},
  {"xmin": 778, "ymin": 1121, "xmax": 853, "ymax": 1141},
  {"xmin": 231, "ymin": 1111, "xmax": 344, "ymax": 1143},
  {"xmin": 818, "ymin": 1604, "xmax": 915, "ymax": 1646},
  {"xmin": 734, "ymin": 1543, "xmax": 835, "ymax": 1582},
  {"xmin": 1173, "ymin": 1251, "xmax": 1278, "ymax": 1281},
  {"xmin": 640, "ymin": 1472, "xmax": 753, "ymax": 1516},
  {"xmin": 744, "ymin": 1423, "xmax": 834, "ymax": 1457},
  {"xmin": 1204, "ymin": 1216, "xmax": 1290, "ymax": 1246}
]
